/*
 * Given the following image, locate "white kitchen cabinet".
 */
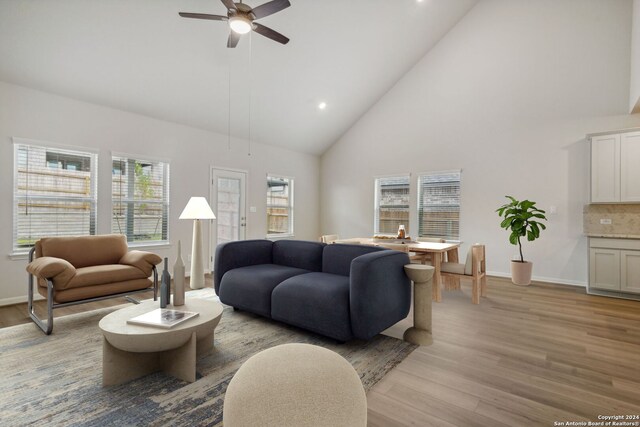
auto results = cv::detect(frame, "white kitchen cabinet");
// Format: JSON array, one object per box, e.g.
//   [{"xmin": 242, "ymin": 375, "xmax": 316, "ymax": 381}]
[
  {"xmin": 589, "ymin": 248, "xmax": 620, "ymax": 290},
  {"xmin": 621, "ymin": 250, "xmax": 640, "ymax": 293},
  {"xmin": 589, "ymin": 238, "xmax": 640, "ymax": 296},
  {"xmin": 591, "ymin": 134, "xmax": 620, "ymax": 203},
  {"xmin": 590, "ymin": 130, "xmax": 640, "ymax": 203},
  {"xmin": 620, "ymin": 132, "xmax": 640, "ymax": 202}
]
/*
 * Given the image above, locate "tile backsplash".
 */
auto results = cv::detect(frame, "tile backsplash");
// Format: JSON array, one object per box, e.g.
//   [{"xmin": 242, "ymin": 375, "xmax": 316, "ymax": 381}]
[{"xmin": 583, "ymin": 204, "xmax": 640, "ymax": 237}]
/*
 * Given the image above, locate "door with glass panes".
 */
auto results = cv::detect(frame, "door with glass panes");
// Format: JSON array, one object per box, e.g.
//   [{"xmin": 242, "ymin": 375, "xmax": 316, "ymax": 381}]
[{"xmin": 210, "ymin": 168, "xmax": 247, "ymax": 271}]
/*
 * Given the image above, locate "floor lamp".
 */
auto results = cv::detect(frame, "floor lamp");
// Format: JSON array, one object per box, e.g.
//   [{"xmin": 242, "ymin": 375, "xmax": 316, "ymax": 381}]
[{"xmin": 179, "ymin": 197, "xmax": 216, "ymax": 289}]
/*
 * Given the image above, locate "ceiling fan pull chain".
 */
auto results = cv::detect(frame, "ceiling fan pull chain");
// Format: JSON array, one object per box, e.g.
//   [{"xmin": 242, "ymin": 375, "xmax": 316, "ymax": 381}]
[
  {"xmin": 248, "ymin": 31, "xmax": 252, "ymax": 157},
  {"xmin": 228, "ymin": 61, "xmax": 232, "ymax": 151}
]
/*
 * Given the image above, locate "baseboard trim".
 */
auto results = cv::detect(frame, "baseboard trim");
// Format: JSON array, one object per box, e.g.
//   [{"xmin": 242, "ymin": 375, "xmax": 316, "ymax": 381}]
[
  {"xmin": 487, "ymin": 271, "xmax": 586, "ymax": 287},
  {"xmin": 0, "ymin": 293, "xmax": 44, "ymax": 307},
  {"xmin": 586, "ymin": 287, "xmax": 640, "ymax": 301}
]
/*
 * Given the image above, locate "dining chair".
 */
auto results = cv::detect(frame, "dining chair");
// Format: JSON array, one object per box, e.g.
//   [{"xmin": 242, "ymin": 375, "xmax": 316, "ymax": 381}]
[
  {"xmin": 320, "ymin": 234, "xmax": 339, "ymax": 244},
  {"xmin": 439, "ymin": 244, "xmax": 487, "ymax": 304}
]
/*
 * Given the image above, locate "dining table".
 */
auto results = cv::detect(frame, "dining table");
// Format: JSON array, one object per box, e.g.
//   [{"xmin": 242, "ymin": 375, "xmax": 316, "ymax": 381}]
[{"xmin": 334, "ymin": 238, "xmax": 461, "ymax": 303}]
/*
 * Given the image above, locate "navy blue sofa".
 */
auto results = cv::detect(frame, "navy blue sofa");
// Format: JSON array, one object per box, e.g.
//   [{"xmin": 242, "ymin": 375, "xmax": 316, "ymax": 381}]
[{"xmin": 214, "ymin": 239, "xmax": 411, "ymax": 342}]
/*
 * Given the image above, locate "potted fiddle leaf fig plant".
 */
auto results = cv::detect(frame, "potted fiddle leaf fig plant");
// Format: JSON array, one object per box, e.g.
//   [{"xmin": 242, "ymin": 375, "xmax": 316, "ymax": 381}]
[{"xmin": 496, "ymin": 196, "xmax": 547, "ymax": 286}]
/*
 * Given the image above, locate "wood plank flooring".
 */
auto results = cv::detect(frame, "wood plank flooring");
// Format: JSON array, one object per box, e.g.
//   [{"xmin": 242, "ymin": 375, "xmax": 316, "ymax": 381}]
[
  {"xmin": 2, "ymin": 276, "xmax": 639, "ymax": 426},
  {"xmin": 371, "ymin": 278, "xmax": 640, "ymax": 426}
]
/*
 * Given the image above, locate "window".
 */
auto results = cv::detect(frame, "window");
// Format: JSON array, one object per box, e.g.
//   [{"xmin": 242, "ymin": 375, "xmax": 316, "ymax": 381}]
[
  {"xmin": 112, "ymin": 155, "xmax": 170, "ymax": 244},
  {"xmin": 13, "ymin": 140, "xmax": 97, "ymax": 253},
  {"xmin": 267, "ymin": 175, "xmax": 294, "ymax": 236},
  {"xmin": 374, "ymin": 176, "xmax": 410, "ymax": 235},
  {"xmin": 418, "ymin": 170, "xmax": 461, "ymax": 240},
  {"xmin": 45, "ymin": 151, "xmax": 91, "ymax": 172}
]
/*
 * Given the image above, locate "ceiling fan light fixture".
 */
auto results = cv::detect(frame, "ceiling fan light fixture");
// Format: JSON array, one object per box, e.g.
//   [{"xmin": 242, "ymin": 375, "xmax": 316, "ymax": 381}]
[
  {"xmin": 180, "ymin": 0, "xmax": 290, "ymax": 46},
  {"xmin": 229, "ymin": 16, "xmax": 252, "ymax": 34}
]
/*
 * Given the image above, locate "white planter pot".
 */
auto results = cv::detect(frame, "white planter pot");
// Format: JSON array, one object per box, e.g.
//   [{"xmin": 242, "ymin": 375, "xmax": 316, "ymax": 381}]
[{"xmin": 511, "ymin": 260, "xmax": 533, "ymax": 286}]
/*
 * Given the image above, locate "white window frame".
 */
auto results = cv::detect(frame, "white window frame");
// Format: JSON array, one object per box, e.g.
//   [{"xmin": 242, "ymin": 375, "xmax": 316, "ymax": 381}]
[
  {"xmin": 374, "ymin": 174, "xmax": 411, "ymax": 236},
  {"xmin": 266, "ymin": 174, "xmax": 294, "ymax": 238},
  {"xmin": 416, "ymin": 169, "xmax": 462, "ymax": 242},
  {"xmin": 111, "ymin": 152, "xmax": 170, "ymax": 246},
  {"xmin": 11, "ymin": 138, "xmax": 98, "ymax": 255}
]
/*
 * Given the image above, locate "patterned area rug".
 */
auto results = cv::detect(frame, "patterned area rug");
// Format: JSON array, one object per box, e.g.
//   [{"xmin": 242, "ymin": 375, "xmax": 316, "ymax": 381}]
[{"xmin": 0, "ymin": 289, "xmax": 416, "ymax": 426}]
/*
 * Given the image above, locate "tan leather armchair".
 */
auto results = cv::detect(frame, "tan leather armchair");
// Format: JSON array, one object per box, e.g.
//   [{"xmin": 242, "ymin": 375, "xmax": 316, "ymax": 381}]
[{"xmin": 26, "ymin": 234, "xmax": 162, "ymax": 334}]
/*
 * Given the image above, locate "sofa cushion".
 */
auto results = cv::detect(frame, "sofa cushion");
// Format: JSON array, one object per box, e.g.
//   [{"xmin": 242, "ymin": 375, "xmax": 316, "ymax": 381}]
[
  {"xmin": 40, "ymin": 278, "xmax": 152, "ymax": 303},
  {"xmin": 64, "ymin": 265, "xmax": 149, "ymax": 290},
  {"xmin": 273, "ymin": 240, "xmax": 324, "ymax": 272},
  {"xmin": 322, "ymin": 244, "xmax": 385, "ymax": 277},
  {"xmin": 271, "ymin": 272, "xmax": 353, "ymax": 342},
  {"xmin": 214, "ymin": 240, "xmax": 274, "ymax": 294},
  {"xmin": 39, "ymin": 234, "xmax": 128, "ymax": 268},
  {"xmin": 219, "ymin": 264, "xmax": 310, "ymax": 318}
]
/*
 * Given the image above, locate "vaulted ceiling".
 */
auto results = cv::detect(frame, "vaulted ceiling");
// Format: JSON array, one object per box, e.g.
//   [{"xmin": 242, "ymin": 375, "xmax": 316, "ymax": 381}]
[{"xmin": 0, "ymin": 0, "xmax": 477, "ymax": 155}]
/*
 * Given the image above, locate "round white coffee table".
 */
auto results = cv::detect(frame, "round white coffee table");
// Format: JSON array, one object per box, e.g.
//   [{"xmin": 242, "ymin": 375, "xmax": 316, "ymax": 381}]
[{"xmin": 99, "ymin": 298, "xmax": 223, "ymax": 386}]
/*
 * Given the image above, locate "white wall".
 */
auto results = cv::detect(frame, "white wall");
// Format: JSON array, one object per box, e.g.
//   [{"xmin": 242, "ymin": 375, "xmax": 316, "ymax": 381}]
[
  {"xmin": 632, "ymin": 0, "xmax": 640, "ymax": 113},
  {"xmin": 0, "ymin": 81, "xmax": 320, "ymax": 304},
  {"xmin": 320, "ymin": 0, "xmax": 640, "ymax": 286}
]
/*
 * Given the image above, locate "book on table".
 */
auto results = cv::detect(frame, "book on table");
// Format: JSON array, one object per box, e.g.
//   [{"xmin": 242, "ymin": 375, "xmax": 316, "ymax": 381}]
[{"xmin": 127, "ymin": 308, "xmax": 199, "ymax": 329}]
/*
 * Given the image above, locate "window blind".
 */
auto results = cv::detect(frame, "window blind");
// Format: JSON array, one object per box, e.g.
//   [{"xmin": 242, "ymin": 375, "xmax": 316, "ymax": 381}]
[
  {"xmin": 13, "ymin": 142, "xmax": 97, "ymax": 253},
  {"xmin": 267, "ymin": 175, "xmax": 294, "ymax": 236},
  {"xmin": 374, "ymin": 176, "xmax": 410, "ymax": 235},
  {"xmin": 112, "ymin": 156, "xmax": 170, "ymax": 243},
  {"xmin": 418, "ymin": 171, "xmax": 461, "ymax": 240}
]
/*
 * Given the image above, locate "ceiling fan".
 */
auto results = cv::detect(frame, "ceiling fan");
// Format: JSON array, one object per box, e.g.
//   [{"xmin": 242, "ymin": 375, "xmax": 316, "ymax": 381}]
[{"xmin": 179, "ymin": 0, "xmax": 291, "ymax": 48}]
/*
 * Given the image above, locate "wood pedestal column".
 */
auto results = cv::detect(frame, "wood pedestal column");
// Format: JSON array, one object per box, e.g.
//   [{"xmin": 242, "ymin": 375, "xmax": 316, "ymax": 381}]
[{"xmin": 403, "ymin": 264, "xmax": 435, "ymax": 346}]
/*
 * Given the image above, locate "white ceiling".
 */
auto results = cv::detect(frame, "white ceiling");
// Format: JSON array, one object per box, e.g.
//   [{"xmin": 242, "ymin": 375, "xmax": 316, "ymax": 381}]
[{"xmin": 0, "ymin": 0, "xmax": 477, "ymax": 155}]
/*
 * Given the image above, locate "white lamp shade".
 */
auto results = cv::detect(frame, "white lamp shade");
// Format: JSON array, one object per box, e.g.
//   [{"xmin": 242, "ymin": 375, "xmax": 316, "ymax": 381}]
[{"xmin": 179, "ymin": 197, "xmax": 216, "ymax": 220}]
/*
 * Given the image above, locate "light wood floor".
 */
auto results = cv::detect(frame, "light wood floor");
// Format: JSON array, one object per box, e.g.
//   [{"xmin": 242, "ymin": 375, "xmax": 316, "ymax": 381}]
[
  {"xmin": 371, "ymin": 278, "xmax": 640, "ymax": 426},
  {"xmin": 2, "ymin": 277, "xmax": 639, "ymax": 426}
]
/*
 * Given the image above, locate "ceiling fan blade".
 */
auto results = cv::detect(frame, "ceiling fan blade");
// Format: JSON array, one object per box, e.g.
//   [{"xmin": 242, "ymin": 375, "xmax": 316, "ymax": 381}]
[
  {"xmin": 220, "ymin": 0, "xmax": 237, "ymax": 11},
  {"xmin": 227, "ymin": 31, "xmax": 241, "ymax": 48},
  {"xmin": 251, "ymin": 0, "xmax": 291, "ymax": 19},
  {"xmin": 253, "ymin": 23, "xmax": 289, "ymax": 45},
  {"xmin": 179, "ymin": 12, "xmax": 228, "ymax": 21}
]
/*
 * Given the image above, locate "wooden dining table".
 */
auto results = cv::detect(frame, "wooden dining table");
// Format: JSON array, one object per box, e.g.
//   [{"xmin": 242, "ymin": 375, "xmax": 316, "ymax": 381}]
[{"xmin": 335, "ymin": 238, "xmax": 461, "ymax": 303}]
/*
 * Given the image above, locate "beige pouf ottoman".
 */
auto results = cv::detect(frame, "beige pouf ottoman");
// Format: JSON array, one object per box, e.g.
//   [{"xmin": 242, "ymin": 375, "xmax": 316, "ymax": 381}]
[{"xmin": 223, "ymin": 343, "xmax": 367, "ymax": 427}]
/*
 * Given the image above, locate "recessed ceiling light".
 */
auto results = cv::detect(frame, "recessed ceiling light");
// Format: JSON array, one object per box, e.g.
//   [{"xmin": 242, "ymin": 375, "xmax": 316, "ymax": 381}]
[{"xmin": 318, "ymin": 102, "xmax": 327, "ymax": 110}]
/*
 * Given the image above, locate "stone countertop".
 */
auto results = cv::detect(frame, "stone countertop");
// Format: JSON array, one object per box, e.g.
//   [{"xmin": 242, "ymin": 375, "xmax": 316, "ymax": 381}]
[{"xmin": 585, "ymin": 233, "xmax": 640, "ymax": 239}]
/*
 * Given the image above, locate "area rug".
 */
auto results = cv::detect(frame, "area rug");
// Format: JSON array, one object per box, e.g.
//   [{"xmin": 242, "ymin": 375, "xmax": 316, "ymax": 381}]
[{"xmin": 0, "ymin": 289, "xmax": 416, "ymax": 426}]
